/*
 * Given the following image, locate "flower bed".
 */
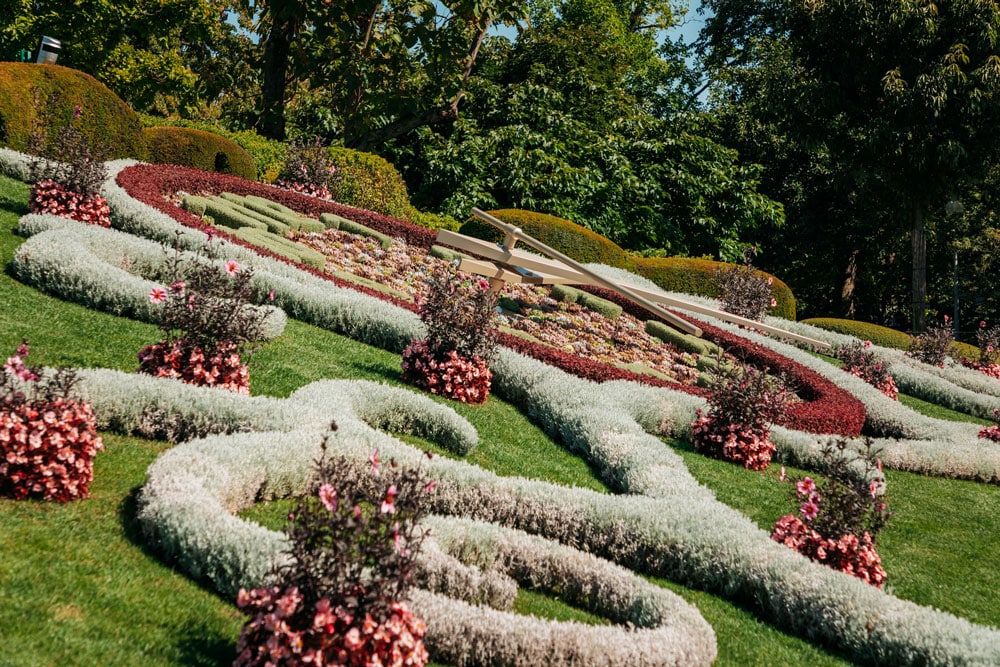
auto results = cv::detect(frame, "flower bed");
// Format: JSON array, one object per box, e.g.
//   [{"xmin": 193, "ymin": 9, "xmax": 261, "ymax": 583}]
[{"xmin": 114, "ymin": 163, "xmax": 865, "ymax": 436}]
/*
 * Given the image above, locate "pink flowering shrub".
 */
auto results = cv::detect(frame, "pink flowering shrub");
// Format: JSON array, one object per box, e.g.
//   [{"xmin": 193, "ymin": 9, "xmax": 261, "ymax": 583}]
[
  {"xmin": 235, "ymin": 434, "xmax": 433, "ymax": 667},
  {"xmin": 137, "ymin": 339, "xmax": 249, "ymax": 395},
  {"xmin": 0, "ymin": 341, "xmax": 103, "ymax": 502},
  {"xmin": 275, "ymin": 138, "xmax": 339, "ymax": 200},
  {"xmin": 402, "ymin": 263, "xmax": 499, "ymax": 404},
  {"xmin": 27, "ymin": 101, "xmax": 111, "ymax": 227},
  {"xmin": 835, "ymin": 340, "xmax": 898, "ymax": 400},
  {"xmin": 401, "ymin": 338, "xmax": 491, "ymax": 404},
  {"xmin": 771, "ymin": 438, "xmax": 890, "ymax": 588},
  {"xmin": 138, "ymin": 234, "xmax": 270, "ymax": 393},
  {"xmin": 715, "ymin": 249, "xmax": 776, "ymax": 321},
  {"xmin": 978, "ymin": 409, "xmax": 1000, "ymax": 442},
  {"xmin": 961, "ymin": 320, "xmax": 1000, "ymax": 379},
  {"xmin": 691, "ymin": 354, "xmax": 789, "ymax": 470},
  {"xmin": 29, "ymin": 179, "xmax": 111, "ymax": 227},
  {"xmin": 907, "ymin": 316, "xmax": 954, "ymax": 367}
]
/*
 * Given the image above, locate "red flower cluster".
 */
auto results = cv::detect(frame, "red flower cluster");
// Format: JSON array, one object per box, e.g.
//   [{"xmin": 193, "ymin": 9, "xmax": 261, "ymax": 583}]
[
  {"xmin": 771, "ymin": 514, "xmax": 887, "ymax": 588},
  {"xmin": 961, "ymin": 359, "xmax": 1000, "ymax": 381},
  {"xmin": 690, "ymin": 411, "xmax": 775, "ymax": 470},
  {"xmin": 979, "ymin": 425, "xmax": 1000, "ymax": 442},
  {"xmin": 29, "ymin": 179, "xmax": 111, "ymax": 227},
  {"xmin": 235, "ymin": 585, "xmax": 428, "ymax": 667},
  {"xmin": 137, "ymin": 340, "xmax": 250, "ymax": 395},
  {"xmin": 401, "ymin": 339, "xmax": 492, "ymax": 404},
  {"xmin": 838, "ymin": 342, "xmax": 899, "ymax": 400},
  {"xmin": 0, "ymin": 398, "xmax": 104, "ymax": 502}
]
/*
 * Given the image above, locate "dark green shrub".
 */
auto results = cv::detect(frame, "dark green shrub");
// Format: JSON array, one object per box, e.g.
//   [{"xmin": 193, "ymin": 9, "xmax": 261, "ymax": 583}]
[
  {"xmin": 182, "ymin": 196, "xmax": 266, "ymax": 231},
  {"xmin": 645, "ymin": 320, "xmax": 715, "ymax": 355},
  {"xmin": 577, "ymin": 291, "xmax": 622, "ymax": 319},
  {"xmin": 407, "ymin": 208, "xmax": 462, "ymax": 232},
  {"xmin": 460, "ymin": 209, "xmax": 633, "ymax": 268},
  {"xmin": 327, "ymin": 147, "xmax": 412, "ymax": 219},
  {"xmin": 428, "ymin": 245, "xmax": 466, "ymax": 262},
  {"xmin": 0, "ymin": 63, "xmax": 146, "ymax": 159},
  {"xmin": 143, "ymin": 126, "xmax": 257, "ymax": 180},
  {"xmin": 550, "ymin": 284, "xmax": 580, "ymax": 303},
  {"xmin": 139, "ymin": 114, "xmax": 285, "ymax": 181}
]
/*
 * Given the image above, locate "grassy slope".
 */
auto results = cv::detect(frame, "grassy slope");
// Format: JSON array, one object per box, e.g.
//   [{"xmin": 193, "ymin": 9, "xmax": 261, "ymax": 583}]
[{"xmin": 1, "ymin": 175, "xmax": 997, "ymax": 665}]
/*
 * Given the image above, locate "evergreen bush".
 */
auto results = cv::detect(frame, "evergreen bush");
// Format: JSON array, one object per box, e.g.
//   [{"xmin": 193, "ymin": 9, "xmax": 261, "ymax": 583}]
[{"xmin": 144, "ymin": 126, "xmax": 257, "ymax": 180}]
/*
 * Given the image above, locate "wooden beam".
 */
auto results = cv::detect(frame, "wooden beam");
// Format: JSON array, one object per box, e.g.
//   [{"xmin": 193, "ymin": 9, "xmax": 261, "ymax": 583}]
[{"xmin": 467, "ymin": 209, "xmax": 703, "ymax": 337}]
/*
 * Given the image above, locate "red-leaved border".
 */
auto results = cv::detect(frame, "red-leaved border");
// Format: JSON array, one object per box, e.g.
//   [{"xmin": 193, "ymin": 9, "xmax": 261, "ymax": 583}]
[{"xmin": 116, "ymin": 164, "xmax": 865, "ymax": 436}]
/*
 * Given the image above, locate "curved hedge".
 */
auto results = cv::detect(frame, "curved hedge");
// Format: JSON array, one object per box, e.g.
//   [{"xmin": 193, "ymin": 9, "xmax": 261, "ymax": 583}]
[
  {"xmin": 632, "ymin": 255, "xmax": 796, "ymax": 320},
  {"xmin": 0, "ymin": 63, "xmax": 146, "ymax": 159},
  {"xmin": 143, "ymin": 126, "xmax": 257, "ymax": 180},
  {"xmin": 327, "ymin": 146, "xmax": 412, "ymax": 219},
  {"xmin": 457, "ymin": 208, "xmax": 795, "ymax": 320},
  {"xmin": 801, "ymin": 318, "xmax": 912, "ymax": 350},
  {"xmin": 461, "ymin": 209, "xmax": 633, "ymax": 268}
]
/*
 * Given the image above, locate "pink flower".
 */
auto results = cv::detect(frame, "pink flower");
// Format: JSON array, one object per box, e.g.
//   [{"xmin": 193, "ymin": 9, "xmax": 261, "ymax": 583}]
[
  {"xmin": 767, "ymin": 276, "xmax": 774, "ymax": 285},
  {"xmin": 224, "ymin": 260, "xmax": 240, "ymax": 275},
  {"xmin": 424, "ymin": 480, "xmax": 438, "ymax": 493},
  {"xmin": 268, "ymin": 288, "xmax": 275, "ymax": 302},
  {"xmin": 149, "ymin": 287, "xmax": 167, "ymax": 304},
  {"xmin": 381, "ymin": 484, "xmax": 397, "ymax": 514},
  {"xmin": 779, "ymin": 466, "xmax": 786, "ymax": 482},
  {"xmin": 770, "ymin": 298, "xmax": 777, "ymax": 307},
  {"xmin": 169, "ymin": 281, "xmax": 185, "ymax": 293},
  {"xmin": 800, "ymin": 501, "xmax": 819, "ymax": 521},
  {"xmin": 369, "ymin": 448, "xmax": 380, "ymax": 475},
  {"xmin": 982, "ymin": 320, "xmax": 988, "ymax": 329},
  {"xmin": 796, "ymin": 477, "xmax": 816, "ymax": 496},
  {"xmin": 318, "ymin": 483, "xmax": 337, "ymax": 511},
  {"xmin": 864, "ymin": 340, "xmax": 872, "ymax": 348},
  {"xmin": 988, "ymin": 345, "xmax": 995, "ymax": 353},
  {"xmin": 869, "ymin": 480, "xmax": 878, "ymax": 498}
]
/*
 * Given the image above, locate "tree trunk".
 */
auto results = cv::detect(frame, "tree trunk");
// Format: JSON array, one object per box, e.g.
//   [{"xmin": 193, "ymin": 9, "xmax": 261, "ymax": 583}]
[
  {"xmin": 258, "ymin": 10, "xmax": 300, "ymax": 141},
  {"xmin": 840, "ymin": 248, "xmax": 859, "ymax": 318},
  {"xmin": 911, "ymin": 200, "xmax": 927, "ymax": 333}
]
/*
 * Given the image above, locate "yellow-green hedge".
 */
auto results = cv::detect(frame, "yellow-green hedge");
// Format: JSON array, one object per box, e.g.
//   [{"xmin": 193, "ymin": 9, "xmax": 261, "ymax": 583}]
[
  {"xmin": 327, "ymin": 147, "xmax": 412, "ymax": 220},
  {"xmin": 0, "ymin": 63, "xmax": 146, "ymax": 159},
  {"xmin": 460, "ymin": 209, "xmax": 633, "ymax": 268},
  {"xmin": 144, "ymin": 126, "xmax": 257, "ymax": 181},
  {"xmin": 801, "ymin": 318, "xmax": 912, "ymax": 350},
  {"xmin": 630, "ymin": 256, "xmax": 796, "ymax": 320},
  {"xmin": 457, "ymin": 208, "xmax": 795, "ymax": 319}
]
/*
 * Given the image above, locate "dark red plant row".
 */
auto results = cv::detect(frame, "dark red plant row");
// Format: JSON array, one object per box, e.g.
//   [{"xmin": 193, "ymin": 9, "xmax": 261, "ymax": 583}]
[{"xmin": 117, "ymin": 164, "xmax": 865, "ymax": 437}]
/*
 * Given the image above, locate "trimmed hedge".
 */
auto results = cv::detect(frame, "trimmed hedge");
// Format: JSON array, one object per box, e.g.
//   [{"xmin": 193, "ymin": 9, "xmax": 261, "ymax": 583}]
[
  {"xmin": 327, "ymin": 147, "xmax": 412, "ymax": 219},
  {"xmin": 143, "ymin": 126, "xmax": 257, "ymax": 181},
  {"xmin": 0, "ymin": 63, "xmax": 146, "ymax": 159},
  {"xmin": 459, "ymin": 208, "xmax": 795, "ymax": 319},
  {"xmin": 550, "ymin": 284, "xmax": 622, "ymax": 319},
  {"xmin": 631, "ymin": 255, "xmax": 796, "ymax": 320},
  {"xmin": 801, "ymin": 318, "xmax": 912, "ymax": 350},
  {"xmin": 230, "ymin": 227, "xmax": 326, "ymax": 269},
  {"xmin": 462, "ymin": 209, "xmax": 633, "ymax": 268}
]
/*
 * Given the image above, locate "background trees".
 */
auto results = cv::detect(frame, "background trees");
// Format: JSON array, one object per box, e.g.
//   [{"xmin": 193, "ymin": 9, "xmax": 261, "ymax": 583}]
[{"xmin": 701, "ymin": 0, "xmax": 1000, "ymax": 329}]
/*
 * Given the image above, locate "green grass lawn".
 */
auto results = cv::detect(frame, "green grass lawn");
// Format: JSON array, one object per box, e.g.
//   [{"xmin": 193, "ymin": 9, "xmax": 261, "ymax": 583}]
[{"xmin": 1, "ymin": 173, "xmax": 998, "ymax": 665}]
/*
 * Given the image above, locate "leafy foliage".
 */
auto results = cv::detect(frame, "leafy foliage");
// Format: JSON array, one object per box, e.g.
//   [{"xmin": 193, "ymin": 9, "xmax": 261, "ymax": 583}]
[
  {"xmin": 715, "ymin": 249, "xmax": 776, "ymax": 321},
  {"xmin": 908, "ymin": 316, "xmax": 955, "ymax": 367},
  {"xmin": 835, "ymin": 340, "xmax": 898, "ymax": 400},
  {"xmin": 143, "ymin": 126, "xmax": 258, "ymax": 180}
]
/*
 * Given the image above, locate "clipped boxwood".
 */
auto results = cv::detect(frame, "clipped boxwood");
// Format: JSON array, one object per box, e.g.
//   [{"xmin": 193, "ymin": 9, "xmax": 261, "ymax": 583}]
[
  {"xmin": 139, "ymin": 114, "xmax": 286, "ymax": 182},
  {"xmin": 327, "ymin": 147, "xmax": 412, "ymax": 220},
  {"xmin": 631, "ymin": 255, "xmax": 796, "ymax": 321},
  {"xmin": 144, "ymin": 126, "xmax": 257, "ymax": 181},
  {"xmin": 0, "ymin": 63, "xmax": 146, "ymax": 159},
  {"xmin": 230, "ymin": 227, "xmax": 326, "ymax": 269},
  {"xmin": 461, "ymin": 209, "xmax": 633, "ymax": 269},
  {"xmin": 801, "ymin": 318, "xmax": 912, "ymax": 350}
]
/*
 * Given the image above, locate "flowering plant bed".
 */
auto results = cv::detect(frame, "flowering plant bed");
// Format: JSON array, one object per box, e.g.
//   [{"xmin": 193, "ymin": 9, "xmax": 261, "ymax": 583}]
[
  {"xmin": 0, "ymin": 342, "xmax": 103, "ymax": 502},
  {"xmin": 116, "ymin": 163, "xmax": 865, "ymax": 436}
]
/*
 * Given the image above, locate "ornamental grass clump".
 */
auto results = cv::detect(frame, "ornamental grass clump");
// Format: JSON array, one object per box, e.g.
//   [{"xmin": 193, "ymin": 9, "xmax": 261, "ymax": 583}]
[
  {"xmin": 27, "ymin": 98, "xmax": 111, "ymax": 227},
  {"xmin": 691, "ymin": 352, "xmax": 789, "ymax": 470},
  {"xmin": 907, "ymin": 316, "xmax": 954, "ymax": 367},
  {"xmin": 835, "ymin": 340, "xmax": 898, "ymax": 400},
  {"xmin": 715, "ymin": 249, "xmax": 776, "ymax": 321},
  {"xmin": 235, "ymin": 433, "xmax": 432, "ymax": 667},
  {"xmin": 275, "ymin": 138, "xmax": 340, "ymax": 200},
  {"xmin": 961, "ymin": 320, "xmax": 1000, "ymax": 380},
  {"xmin": 402, "ymin": 262, "xmax": 500, "ymax": 404},
  {"xmin": 771, "ymin": 438, "xmax": 890, "ymax": 588},
  {"xmin": 138, "ymin": 234, "xmax": 272, "ymax": 395},
  {"xmin": 0, "ymin": 341, "xmax": 103, "ymax": 502}
]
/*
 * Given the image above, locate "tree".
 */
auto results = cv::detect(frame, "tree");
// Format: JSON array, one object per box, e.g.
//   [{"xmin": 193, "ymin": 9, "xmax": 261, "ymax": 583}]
[
  {"xmin": 391, "ymin": 0, "xmax": 783, "ymax": 259},
  {"xmin": 703, "ymin": 0, "xmax": 1000, "ymax": 330},
  {"xmin": 0, "ymin": 0, "xmax": 232, "ymax": 116}
]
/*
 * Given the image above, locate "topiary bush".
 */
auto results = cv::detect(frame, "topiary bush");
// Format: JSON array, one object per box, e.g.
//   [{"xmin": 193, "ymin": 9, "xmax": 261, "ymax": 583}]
[
  {"xmin": 144, "ymin": 126, "xmax": 257, "ymax": 180},
  {"xmin": 632, "ymin": 255, "xmax": 796, "ymax": 320},
  {"xmin": 0, "ymin": 63, "xmax": 146, "ymax": 159},
  {"xmin": 460, "ymin": 209, "xmax": 633, "ymax": 268},
  {"xmin": 801, "ymin": 318, "xmax": 912, "ymax": 351},
  {"xmin": 327, "ymin": 147, "xmax": 413, "ymax": 219}
]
